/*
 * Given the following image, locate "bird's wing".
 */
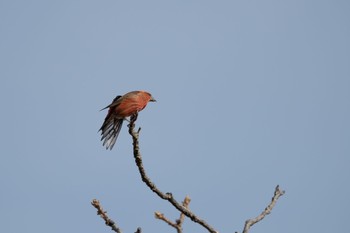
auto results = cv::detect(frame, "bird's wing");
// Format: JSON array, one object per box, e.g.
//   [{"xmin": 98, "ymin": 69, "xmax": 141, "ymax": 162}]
[{"xmin": 100, "ymin": 95, "xmax": 122, "ymax": 111}]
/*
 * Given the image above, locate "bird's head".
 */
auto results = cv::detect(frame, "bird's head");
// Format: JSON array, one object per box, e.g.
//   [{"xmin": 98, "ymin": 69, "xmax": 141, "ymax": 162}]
[{"xmin": 142, "ymin": 91, "xmax": 156, "ymax": 102}]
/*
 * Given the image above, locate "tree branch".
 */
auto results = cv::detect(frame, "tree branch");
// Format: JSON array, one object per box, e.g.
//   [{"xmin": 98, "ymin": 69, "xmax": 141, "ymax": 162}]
[
  {"xmin": 91, "ymin": 199, "xmax": 122, "ymax": 233},
  {"xmin": 239, "ymin": 185, "xmax": 285, "ymax": 233},
  {"xmin": 155, "ymin": 195, "xmax": 191, "ymax": 233},
  {"xmin": 155, "ymin": 212, "xmax": 180, "ymax": 232},
  {"xmin": 127, "ymin": 114, "xmax": 218, "ymax": 233}
]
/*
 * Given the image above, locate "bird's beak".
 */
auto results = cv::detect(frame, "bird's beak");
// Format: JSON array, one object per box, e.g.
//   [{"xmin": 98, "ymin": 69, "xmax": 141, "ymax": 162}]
[{"xmin": 150, "ymin": 96, "xmax": 156, "ymax": 102}]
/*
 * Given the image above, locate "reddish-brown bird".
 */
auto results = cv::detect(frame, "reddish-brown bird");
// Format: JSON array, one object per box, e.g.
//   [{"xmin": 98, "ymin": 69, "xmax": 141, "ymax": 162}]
[{"xmin": 99, "ymin": 90, "xmax": 156, "ymax": 150}]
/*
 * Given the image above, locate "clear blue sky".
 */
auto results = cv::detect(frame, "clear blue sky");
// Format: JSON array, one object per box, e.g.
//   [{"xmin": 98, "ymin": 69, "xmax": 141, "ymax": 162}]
[{"xmin": 1, "ymin": 1, "xmax": 349, "ymax": 233}]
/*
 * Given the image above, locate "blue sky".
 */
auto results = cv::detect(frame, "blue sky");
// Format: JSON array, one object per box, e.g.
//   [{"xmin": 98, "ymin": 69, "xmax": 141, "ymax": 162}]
[{"xmin": 1, "ymin": 1, "xmax": 349, "ymax": 233}]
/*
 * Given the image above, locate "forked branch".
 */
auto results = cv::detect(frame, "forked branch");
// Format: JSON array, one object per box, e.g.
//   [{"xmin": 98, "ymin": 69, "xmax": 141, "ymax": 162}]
[
  {"xmin": 92, "ymin": 113, "xmax": 285, "ymax": 233},
  {"xmin": 155, "ymin": 195, "xmax": 192, "ymax": 233}
]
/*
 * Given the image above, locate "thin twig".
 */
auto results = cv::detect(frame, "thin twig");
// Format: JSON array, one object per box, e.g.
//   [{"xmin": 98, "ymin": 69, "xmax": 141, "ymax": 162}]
[
  {"xmin": 177, "ymin": 196, "xmax": 191, "ymax": 227},
  {"xmin": 240, "ymin": 185, "xmax": 285, "ymax": 233},
  {"xmin": 128, "ymin": 114, "xmax": 218, "ymax": 233},
  {"xmin": 155, "ymin": 196, "xmax": 191, "ymax": 233},
  {"xmin": 155, "ymin": 212, "xmax": 180, "ymax": 230},
  {"xmin": 91, "ymin": 199, "xmax": 122, "ymax": 233}
]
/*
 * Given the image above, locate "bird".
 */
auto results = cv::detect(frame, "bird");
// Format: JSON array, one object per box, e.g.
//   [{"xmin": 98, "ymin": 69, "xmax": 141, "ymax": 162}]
[{"xmin": 99, "ymin": 90, "xmax": 156, "ymax": 150}]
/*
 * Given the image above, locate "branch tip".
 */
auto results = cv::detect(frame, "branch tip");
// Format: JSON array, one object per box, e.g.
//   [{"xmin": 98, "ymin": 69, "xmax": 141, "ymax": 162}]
[
  {"xmin": 91, "ymin": 199, "xmax": 122, "ymax": 233},
  {"xmin": 241, "ymin": 185, "xmax": 285, "ymax": 233}
]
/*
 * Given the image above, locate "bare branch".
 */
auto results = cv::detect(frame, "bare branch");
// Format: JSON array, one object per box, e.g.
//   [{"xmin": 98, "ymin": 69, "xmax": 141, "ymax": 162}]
[
  {"xmin": 155, "ymin": 212, "xmax": 180, "ymax": 232},
  {"xmin": 128, "ymin": 114, "xmax": 218, "ymax": 233},
  {"xmin": 155, "ymin": 196, "xmax": 191, "ymax": 233},
  {"xmin": 91, "ymin": 199, "xmax": 122, "ymax": 233},
  {"xmin": 239, "ymin": 185, "xmax": 285, "ymax": 233}
]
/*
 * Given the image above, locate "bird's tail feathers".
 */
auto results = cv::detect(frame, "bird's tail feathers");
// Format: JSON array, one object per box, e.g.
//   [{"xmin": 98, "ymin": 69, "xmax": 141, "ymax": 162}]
[{"xmin": 99, "ymin": 116, "xmax": 123, "ymax": 150}]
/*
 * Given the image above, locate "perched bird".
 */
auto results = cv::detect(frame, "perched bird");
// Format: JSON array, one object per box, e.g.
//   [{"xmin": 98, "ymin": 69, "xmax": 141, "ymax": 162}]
[{"xmin": 99, "ymin": 90, "xmax": 156, "ymax": 150}]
